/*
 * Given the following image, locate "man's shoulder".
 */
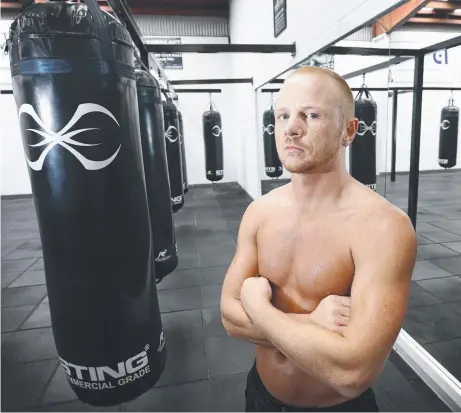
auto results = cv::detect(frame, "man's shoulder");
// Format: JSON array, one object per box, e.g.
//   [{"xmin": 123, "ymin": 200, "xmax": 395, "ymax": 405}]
[
  {"xmin": 353, "ymin": 194, "xmax": 416, "ymax": 250},
  {"xmin": 244, "ymin": 185, "xmax": 289, "ymax": 222}
]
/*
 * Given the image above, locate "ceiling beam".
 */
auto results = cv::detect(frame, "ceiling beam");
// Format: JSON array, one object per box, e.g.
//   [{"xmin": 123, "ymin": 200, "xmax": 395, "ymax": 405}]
[
  {"xmin": 408, "ymin": 16, "xmax": 461, "ymax": 23},
  {"xmin": 372, "ymin": 0, "xmax": 431, "ymax": 38},
  {"xmin": 426, "ymin": 1, "xmax": 460, "ymax": 10}
]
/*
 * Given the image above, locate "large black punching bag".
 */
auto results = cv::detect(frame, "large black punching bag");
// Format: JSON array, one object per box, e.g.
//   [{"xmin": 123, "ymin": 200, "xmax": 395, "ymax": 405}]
[
  {"xmin": 439, "ymin": 97, "xmax": 459, "ymax": 169},
  {"xmin": 203, "ymin": 99, "xmax": 224, "ymax": 182},
  {"xmin": 8, "ymin": 1, "xmax": 166, "ymax": 406},
  {"xmin": 163, "ymin": 101, "xmax": 184, "ymax": 212},
  {"xmin": 136, "ymin": 70, "xmax": 178, "ymax": 281},
  {"xmin": 263, "ymin": 105, "xmax": 283, "ymax": 178},
  {"xmin": 350, "ymin": 87, "xmax": 377, "ymax": 191},
  {"xmin": 178, "ymin": 110, "xmax": 189, "ymax": 193}
]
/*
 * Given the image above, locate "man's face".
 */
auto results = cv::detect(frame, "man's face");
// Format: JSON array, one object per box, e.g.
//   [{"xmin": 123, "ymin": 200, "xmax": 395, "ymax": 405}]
[{"xmin": 274, "ymin": 73, "xmax": 347, "ymax": 174}]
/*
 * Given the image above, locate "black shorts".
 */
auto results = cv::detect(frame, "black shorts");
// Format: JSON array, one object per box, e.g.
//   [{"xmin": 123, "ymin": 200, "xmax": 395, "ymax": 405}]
[{"xmin": 245, "ymin": 362, "xmax": 379, "ymax": 412}]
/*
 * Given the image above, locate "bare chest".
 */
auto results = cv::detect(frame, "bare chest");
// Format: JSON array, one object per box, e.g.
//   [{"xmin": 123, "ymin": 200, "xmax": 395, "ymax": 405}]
[{"xmin": 257, "ymin": 213, "xmax": 355, "ymax": 313}]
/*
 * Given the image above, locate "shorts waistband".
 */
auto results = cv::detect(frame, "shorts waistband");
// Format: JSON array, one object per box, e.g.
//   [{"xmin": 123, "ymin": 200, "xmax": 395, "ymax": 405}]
[{"xmin": 248, "ymin": 361, "xmax": 376, "ymax": 412}]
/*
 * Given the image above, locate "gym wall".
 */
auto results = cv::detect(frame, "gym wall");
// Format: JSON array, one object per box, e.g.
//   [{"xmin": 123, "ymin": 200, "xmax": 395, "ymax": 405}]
[
  {"xmin": 155, "ymin": 36, "xmax": 242, "ymax": 187},
  {"xmin": 1, "ymin": 19, "xmax": 32, "ymax": 196}
]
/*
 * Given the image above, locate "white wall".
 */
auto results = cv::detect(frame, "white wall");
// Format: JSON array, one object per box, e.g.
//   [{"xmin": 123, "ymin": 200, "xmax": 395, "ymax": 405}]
[
  {"xmin": 152, "ymin": 36, "xmax": 240, "ymax": 187},
  {"xmin": 1, "ymin": 19, "xmax": 32, "ymax": 196}
]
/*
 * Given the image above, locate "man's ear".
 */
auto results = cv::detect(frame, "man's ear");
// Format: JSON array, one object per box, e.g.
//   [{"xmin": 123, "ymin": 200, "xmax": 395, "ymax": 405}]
[{"xmin": 342, "ymin": 118, "xmax": 358, "ymax": 147}]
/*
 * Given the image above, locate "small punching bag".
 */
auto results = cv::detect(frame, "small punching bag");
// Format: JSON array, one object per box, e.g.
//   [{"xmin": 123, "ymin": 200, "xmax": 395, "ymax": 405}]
[
  {"xmin": 178, "ymin": 110, "xmax": 189, "ymax": 193},
  {"xmin": 438, "ymin": 95, "xmax": 459, "ymax": 169},
  {"xmin": 350, "ymin": 84, "xmax": 377, "ymax": 191},
  {"xmin": 136, "ymin": 70, "xmax": 178, "ymax": 281},
  {"xmin": 8, "ymin": 0, "xmax": 165, "ymax": 406},
  {"xmin": 203, "ymin": 95, "xmax": 224, "ymax": 182},
  {"xmin": 163, "ymin": 100, "xmax": 184, "ymax": 212},
  {"xmin": 263, "ymin": 95, "xmax": 283, "ymax": 178}
]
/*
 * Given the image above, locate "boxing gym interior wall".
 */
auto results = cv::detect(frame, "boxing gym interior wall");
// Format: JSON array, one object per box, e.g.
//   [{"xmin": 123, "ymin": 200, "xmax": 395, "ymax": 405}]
[
  {"xmin": 0, "ymin": 19, "xmax": 31, "ymax": 196},
  {"xmin": 146, "ymin": 36, "xmax": 243, "ymax": 187}
]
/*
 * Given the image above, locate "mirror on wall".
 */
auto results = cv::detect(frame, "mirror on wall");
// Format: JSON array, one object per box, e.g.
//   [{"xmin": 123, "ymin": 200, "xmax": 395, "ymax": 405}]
[
  {"xmin": 256, "ymin": 15, "xmax": 394, "ymax": 200},
  {"xmin": 388, "ymin": 24, "xmax": 461, "ymax": 388}
]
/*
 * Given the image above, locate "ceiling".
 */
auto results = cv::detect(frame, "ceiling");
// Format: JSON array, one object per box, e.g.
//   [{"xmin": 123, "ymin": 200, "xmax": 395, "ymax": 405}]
[
  {"xmin": 409, "ymin": 0, "xmax": 461, "ymax": 25},
  {"xmin": 0, "ymin": 0, "xmax": 230, "ymax": 17}
]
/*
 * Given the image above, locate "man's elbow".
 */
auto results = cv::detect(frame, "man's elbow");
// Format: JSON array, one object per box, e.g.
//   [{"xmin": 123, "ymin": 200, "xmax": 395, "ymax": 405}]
[
  {"xmin": 333, "ymin": 367, "xmax": 378, "ymax": 400},
  {"xmin": 220, "ymin": 300, "xmax": 239, "ymax": 338},
  {"xmin": 221, "ymin": 314, "xmax": 238, "ymax": 337}
]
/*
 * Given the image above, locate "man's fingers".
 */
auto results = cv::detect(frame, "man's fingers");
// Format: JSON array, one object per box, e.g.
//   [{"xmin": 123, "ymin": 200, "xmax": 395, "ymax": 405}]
[
  {"xmin": 340, "ymin": 296, "xmax": 351, "ymax": 307},
  {"xmin": 336, "ymin": 315, "xmax": 350, "ymax": 326},
  {"xmin": 341, "ymin": 306, "xmax": 351, "ymax": 317}
]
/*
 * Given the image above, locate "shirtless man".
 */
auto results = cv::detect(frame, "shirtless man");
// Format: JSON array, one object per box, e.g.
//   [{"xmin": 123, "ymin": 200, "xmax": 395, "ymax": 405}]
[{"xmin": 220, "ymin": 66, "xmax": 417, "ymax": 412}]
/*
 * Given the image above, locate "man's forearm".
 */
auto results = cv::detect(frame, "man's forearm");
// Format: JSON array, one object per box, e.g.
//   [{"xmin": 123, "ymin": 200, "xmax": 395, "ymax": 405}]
[
  {"xmin": 248, "ymin": 302, "xmax": 361, "ymax": 396},
  {"xmin": 221, "ymin": 298, "xmax": 274, "ymax": 347}
]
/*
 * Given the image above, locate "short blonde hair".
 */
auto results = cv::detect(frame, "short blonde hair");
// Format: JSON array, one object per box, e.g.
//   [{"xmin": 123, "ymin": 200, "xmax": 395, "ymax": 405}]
[{"xmin": 286, "ymin": 66, "xmax": 355, "ymax": 120}]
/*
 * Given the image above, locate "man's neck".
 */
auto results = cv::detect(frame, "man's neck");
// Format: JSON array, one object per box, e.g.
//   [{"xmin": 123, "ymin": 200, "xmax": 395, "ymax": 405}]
[{"xmin": 290, "ymin": 166, "xmax": 350, "ymax": 212}]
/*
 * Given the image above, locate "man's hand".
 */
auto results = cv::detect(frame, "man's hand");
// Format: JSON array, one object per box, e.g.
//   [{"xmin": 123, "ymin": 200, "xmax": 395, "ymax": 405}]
[
  {"xmin": 309, "ymin": 295, "xmax": 351, "ymax": 335},
  {"xmin": 240, "ymin": 276, "xmax": 272, "ymax": 318}
]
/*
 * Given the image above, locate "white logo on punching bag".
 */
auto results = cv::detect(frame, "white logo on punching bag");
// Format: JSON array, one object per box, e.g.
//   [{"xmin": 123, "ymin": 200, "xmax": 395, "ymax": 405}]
[
  {"xmin": 165, "ymin": 125, "xmax": 178, "ymax": 143},
  {"xmin": 266, "ymin": 167, "xmax": 275, "ymax": 172},
  {"xmin": 356, "ymin": 120, "xmax": 377, "ymax": 136},
  {"xmin": 207, "ymin": 170, "xmax": 223, "ymax": 176},
  {"xmin": 171, "ymin": 195, "xmax": 183, "ymax": 204},
  {"xmin": 263, "ymin": 124, "xmax": 275, "ymax": 135},
  {"xmin": 59, "ymin": 344, "xmax": 152, "ymax": 389},
  {"xmin": 212, "ymin": 125, "xmax": 222, "ymax": 137},
  {"xmin": 18, "ymin": 103, "xmax": 121, "ymax": 171},
  {"xmin": 441, "ymin": 119, "xmax": 451, "ymax": 130},
  {"xmin": 155, "ymin": 249, "xmax": 171, "ymax": 262}
]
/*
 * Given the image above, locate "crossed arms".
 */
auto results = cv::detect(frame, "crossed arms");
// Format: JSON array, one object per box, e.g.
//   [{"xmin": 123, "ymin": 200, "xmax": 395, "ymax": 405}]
[{"xmin": 220, "ymin": 201, "xmax": 417, "ymax": 399}]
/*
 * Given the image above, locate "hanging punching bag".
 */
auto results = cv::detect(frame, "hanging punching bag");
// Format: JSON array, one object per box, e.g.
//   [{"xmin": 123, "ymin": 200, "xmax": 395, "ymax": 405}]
[
  {"xmin": 438, "ymin": 97, "xmax": 459, "ymax": 169},
  {"xmin": 136, "ymin": 70, "xmax": 178, "ymax": 282},
  {"xmin": 163, "ymin": 101, "xmax": 184, "ymax": 212},
  {"xmin": 263, "ymin": 106, "xmax": 283, "ymax": 178},
  {"xmin": 178, "ymin": 110, "xmax": 189, "ymax": 193},
  {"xmin": 203, "ymin": 100, "xmax": 224, "ymax": 182},
  {"xmin": 8, "ymin": 1, "xmax": 166, "ymax": 406},
  {"xmin": 350, "ymin": 87, "xmax": 377, "ymax": 191}
]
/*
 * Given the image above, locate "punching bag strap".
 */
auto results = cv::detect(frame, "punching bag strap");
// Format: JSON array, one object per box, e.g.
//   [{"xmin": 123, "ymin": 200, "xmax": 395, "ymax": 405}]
[
  {"xmin": 355, "ymin": 73, "xmax": 372, "ymax": 101},
  {"xmin": 449, "ymin": 90, "xmax": 454, "ymax": 107},
  {"xmin": 83, "ymin": 0, "xmax": 114, "ymax": 64},
  {"xmin": 206, "ymin": 93, "xmax": 219, "ymax": 112}
]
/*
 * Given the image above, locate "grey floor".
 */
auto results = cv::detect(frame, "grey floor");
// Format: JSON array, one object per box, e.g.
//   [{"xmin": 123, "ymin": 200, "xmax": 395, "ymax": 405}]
[{"xmin": 1, "ymin": 182, "xmax": 452, "ymax": 412}]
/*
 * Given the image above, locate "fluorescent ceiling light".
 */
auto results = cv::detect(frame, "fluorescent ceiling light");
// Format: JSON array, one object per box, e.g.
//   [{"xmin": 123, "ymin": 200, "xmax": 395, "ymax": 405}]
[{"xmin": 421, "ymin": 7, "xmax": 434, "ymax": 11}]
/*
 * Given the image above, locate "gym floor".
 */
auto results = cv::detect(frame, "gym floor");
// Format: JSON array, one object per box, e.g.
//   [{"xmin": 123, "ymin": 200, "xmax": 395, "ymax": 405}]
[{"xmin": 0, "ymin": 180, "xmax": 455, "ymax": 412}]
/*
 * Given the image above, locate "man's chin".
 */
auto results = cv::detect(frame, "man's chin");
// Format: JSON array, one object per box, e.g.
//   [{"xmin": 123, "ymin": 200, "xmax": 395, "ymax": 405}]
[{"xmin": 282, "ymin": 160, "xmax": 313, "ymax": 174}]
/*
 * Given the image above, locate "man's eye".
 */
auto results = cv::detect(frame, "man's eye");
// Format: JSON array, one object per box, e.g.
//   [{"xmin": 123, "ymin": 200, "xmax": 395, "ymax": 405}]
[
  {"xmin": 307, "ymin": 113, "xmax": 319, "ymax": 120},
  {"xmin": 277, "ymin": 114, "xmax": 289, "ymax": 120}
]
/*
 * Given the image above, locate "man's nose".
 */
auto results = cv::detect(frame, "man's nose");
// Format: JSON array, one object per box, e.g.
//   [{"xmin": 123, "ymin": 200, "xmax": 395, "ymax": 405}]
[{"xmin": 284, "ymin": 117, "xmax": 303, "ymax": 139}]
